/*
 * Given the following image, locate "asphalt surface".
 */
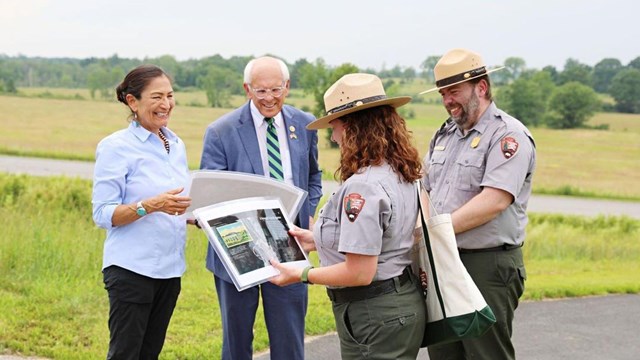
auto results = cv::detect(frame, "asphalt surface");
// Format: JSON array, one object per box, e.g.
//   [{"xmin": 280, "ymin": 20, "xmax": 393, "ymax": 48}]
[
  {"xmin": 2, "ymin": 155, "xmax": 640, "ymax": 360},
  {"xmin": 255, "ymin": 294, "xmax": 640, "ymax": 360}
]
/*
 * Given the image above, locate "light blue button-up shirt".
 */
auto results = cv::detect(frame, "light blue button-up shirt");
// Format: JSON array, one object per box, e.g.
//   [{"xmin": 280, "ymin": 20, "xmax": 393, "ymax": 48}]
[{"xmin": 92, "ymin": 122, "xmax": 190, "ymax": 279}]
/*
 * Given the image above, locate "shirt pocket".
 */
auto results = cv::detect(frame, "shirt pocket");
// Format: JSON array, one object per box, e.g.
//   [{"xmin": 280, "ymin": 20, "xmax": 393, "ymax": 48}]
[
  {"xmin": 317, "ymin": 203, "xmax": 340, "ymax": 250},
  {"xmin": 455, "ymin": 152, "xmax": 485, "ymax": 192},
  {"xmin": 427, "ymin": 152, "xmax": 447, "ymax": 186}
]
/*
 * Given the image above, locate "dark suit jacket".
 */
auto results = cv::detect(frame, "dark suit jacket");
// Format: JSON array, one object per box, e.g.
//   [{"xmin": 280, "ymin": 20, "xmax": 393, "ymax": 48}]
[{"xmin": 200, "ymin": 102, "xmax": 322, "ymax": 280}]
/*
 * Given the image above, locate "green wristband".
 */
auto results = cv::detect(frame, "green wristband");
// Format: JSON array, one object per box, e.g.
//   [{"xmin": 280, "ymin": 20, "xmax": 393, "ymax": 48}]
[{"xmin": 301, "ymin": 266, "xmax": 314, "ymax": 284}]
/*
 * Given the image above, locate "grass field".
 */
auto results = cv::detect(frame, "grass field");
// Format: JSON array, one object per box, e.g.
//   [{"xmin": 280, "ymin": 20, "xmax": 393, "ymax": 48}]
[
  {"xmin": 0, "ymin": 174, "xmax": 638, "ymax": 359},
  {"xmin": 3, "ymin": 86, "xmax": 640, "ymax": 199}
]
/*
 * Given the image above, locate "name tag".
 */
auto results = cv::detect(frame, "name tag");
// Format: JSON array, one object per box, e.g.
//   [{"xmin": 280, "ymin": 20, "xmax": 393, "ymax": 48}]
[{"xmin": 434, "ymin": 145, "xmax": 445, "ymax": 151}]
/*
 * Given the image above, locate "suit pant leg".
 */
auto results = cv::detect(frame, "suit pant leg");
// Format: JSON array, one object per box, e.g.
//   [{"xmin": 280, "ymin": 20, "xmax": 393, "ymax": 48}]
[
  {"xmin": 215, "ymin": 275, "xmax": 260, "ymax": 360},
  {"xmin": 261, "ymin": 281, "xmax": 308, "ymax": 360}
]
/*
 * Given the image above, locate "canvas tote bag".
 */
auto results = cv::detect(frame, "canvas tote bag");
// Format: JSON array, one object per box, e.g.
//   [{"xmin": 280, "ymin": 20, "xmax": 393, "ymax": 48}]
[{"xmin": 411, "ymin": 181, "xmax": 496, "ymax": 347}]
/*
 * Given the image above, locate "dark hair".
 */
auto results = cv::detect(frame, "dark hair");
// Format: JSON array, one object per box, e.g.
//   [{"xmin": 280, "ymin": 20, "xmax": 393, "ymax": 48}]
[
  {"xmin": 469, "ymin": 74, "xmax": 492, "ymax": 101},
  {"xmin": 336, "ymin": 105, "xmax": 422, "ymax": 183},
  {"xmin": 115, "ymin": 64, "xmax": 171, "ymax": 107}
]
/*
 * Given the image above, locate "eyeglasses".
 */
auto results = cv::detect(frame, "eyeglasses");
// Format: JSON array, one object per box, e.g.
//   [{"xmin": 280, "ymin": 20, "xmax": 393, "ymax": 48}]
[{"xmin": 250, "ymin": 84, "xmax": 286, "ymax": 99}]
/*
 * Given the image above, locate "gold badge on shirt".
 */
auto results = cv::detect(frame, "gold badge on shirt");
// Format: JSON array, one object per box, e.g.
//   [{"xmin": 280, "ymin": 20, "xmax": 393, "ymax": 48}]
[{"xmin": 471, "ymin": 136, "xmax": 481, "ymax": 148}]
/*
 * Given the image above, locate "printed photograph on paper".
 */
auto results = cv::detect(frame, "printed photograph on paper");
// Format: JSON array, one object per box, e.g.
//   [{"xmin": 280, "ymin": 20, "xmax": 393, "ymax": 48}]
[{"xmin": 194, "ymin": 197, "xmax": 310, "ymax": 291}]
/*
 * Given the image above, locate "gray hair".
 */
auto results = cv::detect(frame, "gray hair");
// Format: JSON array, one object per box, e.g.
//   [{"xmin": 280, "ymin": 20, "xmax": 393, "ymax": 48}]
[{"xmin": 243, "ymin": 56, "xmax": 290, "ymax": 85}]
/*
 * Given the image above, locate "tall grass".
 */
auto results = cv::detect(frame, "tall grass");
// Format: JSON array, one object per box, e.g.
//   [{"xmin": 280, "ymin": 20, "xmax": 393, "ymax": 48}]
[
  {"xmin": 525, "ymin": 213, "xmax": 640, "ymax": 299},
  {"xmin": 526, "ymin": 214, "xmax": 640, "ymax": 260},
  {"xmin": 1, "ymin": 175, "xmax": 639, "ymax": 356},
  {"xmin": 0, "ymin": 174, "xmax": 334, "ymax": 359}
]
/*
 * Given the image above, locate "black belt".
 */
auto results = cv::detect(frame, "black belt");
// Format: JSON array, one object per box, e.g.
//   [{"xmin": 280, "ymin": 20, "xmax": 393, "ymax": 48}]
[
  {"xmin": 326, "ymin": 267, "xmax": 411, "ymax": 304},
  {"xmin": 458, "ymin": 243, "xmax": 523, "ymax": 254}
]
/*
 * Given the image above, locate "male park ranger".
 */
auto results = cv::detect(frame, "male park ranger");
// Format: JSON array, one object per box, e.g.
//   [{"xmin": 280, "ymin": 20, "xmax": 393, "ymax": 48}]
[{"xmin": 421, "ymin": 48, "xmax": 536, "ymax": 360}]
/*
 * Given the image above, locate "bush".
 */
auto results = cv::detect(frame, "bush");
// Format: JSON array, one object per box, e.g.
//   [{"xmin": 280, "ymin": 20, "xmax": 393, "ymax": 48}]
[{"xmin": 545, "ymin": 82, "xmax": 600, "ymax": 129}]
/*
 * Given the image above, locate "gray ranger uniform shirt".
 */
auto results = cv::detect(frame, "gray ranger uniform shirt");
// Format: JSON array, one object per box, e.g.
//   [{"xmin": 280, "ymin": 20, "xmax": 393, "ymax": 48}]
[
  {"xmin": 314, "ymin": 163, "xmax": 418, "ymax": 284},
  {"xmin": 423, "ymin": 102, "xmax": 536, "ymax": 249}
]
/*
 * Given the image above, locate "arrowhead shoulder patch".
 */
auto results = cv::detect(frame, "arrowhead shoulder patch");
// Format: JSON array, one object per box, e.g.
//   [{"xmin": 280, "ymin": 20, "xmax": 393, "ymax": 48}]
[
  {"xmin": 343, "ymin": 193, "xmax": 366, "ymax": 222},
  {"xmin": 500, "ymin": 136, "xmax": 519, "ymax": 159}
]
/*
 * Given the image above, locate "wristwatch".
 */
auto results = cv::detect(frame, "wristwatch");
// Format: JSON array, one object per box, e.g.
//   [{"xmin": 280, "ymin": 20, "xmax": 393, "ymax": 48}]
[
  {"xmin": 301, "ymin": 266, "xmax": 314, "ymax": 284},
  {"xmin": 136, "ymin": 201, "xmax": 147, "ymax": 216}
]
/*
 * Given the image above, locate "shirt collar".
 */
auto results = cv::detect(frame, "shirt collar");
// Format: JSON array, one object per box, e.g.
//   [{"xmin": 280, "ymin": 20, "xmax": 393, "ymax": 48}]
[
  {"xmin": 250, "ymin": 101, "xmax": 282, "ymax": 128},
  {"xmin": 128, "ymin": 121, "xmax": 178, "ymax": 143},
  {"xmin": 471, "ymin": 101, "xmax": 497, "ymax": 135}
]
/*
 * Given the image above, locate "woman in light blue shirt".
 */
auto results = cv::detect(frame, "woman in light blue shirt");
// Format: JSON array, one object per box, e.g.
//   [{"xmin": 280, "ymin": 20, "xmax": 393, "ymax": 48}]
[{"xmin": 92, "ymin": 64, "xmax": 192, "ymax": 359}]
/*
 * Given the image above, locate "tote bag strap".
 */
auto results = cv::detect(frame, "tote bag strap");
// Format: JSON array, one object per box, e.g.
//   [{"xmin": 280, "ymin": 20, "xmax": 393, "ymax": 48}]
[
  {"xmin": 415, "ymin": 180, "xmax": 447, "ymax": 318},
  {"xmin": 416, "ymin": 179, "xmax": 439, "ymax": 216}
]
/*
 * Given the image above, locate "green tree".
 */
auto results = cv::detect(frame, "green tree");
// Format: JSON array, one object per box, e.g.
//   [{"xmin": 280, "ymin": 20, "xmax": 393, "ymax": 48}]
[
  {"xmin": 541, "ymin": 65, "xmax": 559, "ymax": 84},
  {"xmin": 401, "ymin": 67, "xmax": 417, "ymax": 82},
  {"xmin": 503, "ymin": 57, "xmax": 526, "ymax": 83},
  {"xmin": 420, "ymin": 55, "xmax": 441, "ymax": 83},
  {"xmin": 628, "ymin": 56, "xmax": 640, "ymax": 70},
  {"xmin": 197, "ymin": 65, "xmax": 240, "ymax": 108},
  {"xmin": 379, "ymin": 65, "xmax": 403, "ymax": 78},
  {"xmin": 558, "ymin": 58, "xmax": 592, "ymax": 86},
  {"xmin": 289, "ymin": 58, "xmax": 310, "ymax": 89},
  {"xmin": 148, "ymin": 55, "xmax": 181, "ymax": 80},
  {"xmin": 498, "ymin": 70, "xmax": 554, "ymax": 127},
  {"xmin": 0, "ymin": 63, "xmax": 18, "ymax": 93},
  {"xmin": 87, "ymin": 64, "xmax": 118, "ymax": 99},
  {"xmin": 298, "ymin": 59, "xmax": 331, "ymax": 117},
  {"xmin": 546, "ymin": 82, "xmax": 600, "ymax": 129},
  {"xmin": 609, "ymin": 68, "xmax": 640, "ymax": 113},
  {"xmin": 592, "ymin": 58, "xmax": 623, "ymax": 93}
]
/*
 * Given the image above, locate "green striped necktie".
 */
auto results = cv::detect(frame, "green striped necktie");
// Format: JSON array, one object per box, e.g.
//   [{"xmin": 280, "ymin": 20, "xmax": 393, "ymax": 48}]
[{"xmin": 265, "ymin": 117, "xmax": 284, "ymax": 181}]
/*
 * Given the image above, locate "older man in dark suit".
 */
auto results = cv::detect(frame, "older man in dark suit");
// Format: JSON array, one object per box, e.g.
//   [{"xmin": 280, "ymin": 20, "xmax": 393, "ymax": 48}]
[{"xmin": 200, "ymin": 56, "xmax": 322, "ymax": 360}]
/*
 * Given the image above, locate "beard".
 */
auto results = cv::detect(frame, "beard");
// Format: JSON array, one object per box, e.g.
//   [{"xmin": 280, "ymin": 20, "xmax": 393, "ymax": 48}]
[{"xmin": 449, "ymin": 91, "xmax": 480, "ymax": 128}]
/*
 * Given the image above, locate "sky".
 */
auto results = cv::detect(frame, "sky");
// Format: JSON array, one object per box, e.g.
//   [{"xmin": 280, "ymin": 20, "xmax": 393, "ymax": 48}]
[{"xmin": 1, "ymin": 0, "xmax": 638, "ymax": 71}]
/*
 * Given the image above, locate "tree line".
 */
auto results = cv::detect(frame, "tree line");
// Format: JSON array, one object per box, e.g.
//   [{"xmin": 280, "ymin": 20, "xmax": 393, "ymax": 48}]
[
  {"xmin": 1, "ymin": 53, "xmax": 639, "ymax": 127},
  {"xmin": 493, "ymin": 57, "xmax": 640, "ymax": 128}
]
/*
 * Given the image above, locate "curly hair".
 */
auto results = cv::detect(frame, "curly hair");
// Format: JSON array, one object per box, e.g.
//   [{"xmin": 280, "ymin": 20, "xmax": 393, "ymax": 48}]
[{"xmin": 335, "ymin": 105, "xmax": 422, "ymax": 183}]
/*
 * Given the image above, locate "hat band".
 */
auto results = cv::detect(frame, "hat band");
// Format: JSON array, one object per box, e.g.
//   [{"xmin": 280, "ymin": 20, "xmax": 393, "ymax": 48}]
[
  {"xmin": 327, "ymin": 95, "xmax": 387, "ymax": 115},
  {"xmin": 435, "ymin": 66, "xmax": 487, "ymax": 88}
]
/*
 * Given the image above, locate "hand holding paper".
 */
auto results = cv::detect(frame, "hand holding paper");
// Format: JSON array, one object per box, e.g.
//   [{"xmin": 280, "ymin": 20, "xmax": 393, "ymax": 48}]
[
  {"xmin": 268, "ymin": 259, "xmax": 304, "ymax": 287},
  {"xmin": 288, "ymin": 227, "xmax": 316, "ymax": 253}
]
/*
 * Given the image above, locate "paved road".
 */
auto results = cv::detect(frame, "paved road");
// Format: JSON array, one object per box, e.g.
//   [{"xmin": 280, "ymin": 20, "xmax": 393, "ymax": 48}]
[
  {"xmin": 2, "ymin": 155, "xmax": 640, "ymax": 359},
  {"xmin": 2, "ymin": 155, "xmax": 640, "ymax": 219},
  {"xmin": 3, "ymin": 295, "xmax": 638, "ymax": 360},
  {"xmin": 254, "ymin": 294, "xmax": 640, "ymax": 360}
]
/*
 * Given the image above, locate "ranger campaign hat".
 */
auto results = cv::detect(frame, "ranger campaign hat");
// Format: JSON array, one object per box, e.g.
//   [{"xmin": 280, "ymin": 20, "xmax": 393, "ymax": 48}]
[
  {"xmin": 419, "ymin": 48, "xmax": 505, "ymax": 94},
  {"xmin": 307, "ymin": 73, "xmax": 411, "ymax": 130}
]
